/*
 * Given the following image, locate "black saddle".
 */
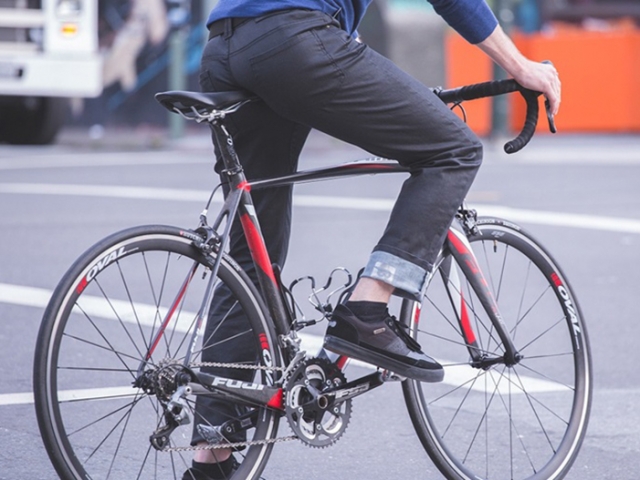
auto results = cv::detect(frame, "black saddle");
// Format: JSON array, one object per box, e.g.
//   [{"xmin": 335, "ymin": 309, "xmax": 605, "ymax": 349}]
[{"xmin": 155, "ymin": 90, "xmax": 256, "ymax": 116}]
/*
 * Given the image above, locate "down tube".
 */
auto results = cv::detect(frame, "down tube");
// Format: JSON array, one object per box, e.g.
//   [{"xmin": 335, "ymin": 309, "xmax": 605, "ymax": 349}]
[{"xmin": 444, "ymin": 229, "xmax": 519, "ymax": 364}]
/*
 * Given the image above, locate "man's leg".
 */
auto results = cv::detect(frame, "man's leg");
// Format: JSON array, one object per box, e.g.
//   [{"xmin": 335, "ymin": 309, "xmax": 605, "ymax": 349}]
[
  {"xmin": 226, "ymin": 9, "xmax": 483, "ymax": 298},
  {"xmin": 223, "ymin": 10, "xmax": 482, "ymax": 379},
  {"xmin": 190, "ymin": 30, "xmax": 310, "ymax": 466}
]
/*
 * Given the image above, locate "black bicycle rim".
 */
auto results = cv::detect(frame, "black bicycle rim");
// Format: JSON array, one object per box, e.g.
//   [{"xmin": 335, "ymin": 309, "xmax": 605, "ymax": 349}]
[{"xmin": 34, "ymin": 225, "xmax": 282, "ymax": 480}]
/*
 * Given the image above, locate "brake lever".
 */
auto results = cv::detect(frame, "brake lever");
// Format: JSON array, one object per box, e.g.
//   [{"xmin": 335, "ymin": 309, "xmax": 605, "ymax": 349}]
[
  {"xmin": 545, "ymin": 97, "xmax": 557, "ymax": 134},
  {"xmin": 541, "ymin": 60, "xmax": 557, "ymax": 134}
]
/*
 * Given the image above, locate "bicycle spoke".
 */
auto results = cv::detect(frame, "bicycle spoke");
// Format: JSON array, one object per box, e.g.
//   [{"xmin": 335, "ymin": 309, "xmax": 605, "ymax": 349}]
[
  {"xmin": 141, "ymin": 251, "xmax": 165, "ymax": 348},
  {"xmin": 73, "ymin": 304, "xmax": 140, "ymax": 381},
  {"xmin": 58, "ymin": 366, "xmax": 134, "ymax": 373},
  {"xmin": 193, "ymin": 299, "xmax": 241, "ymax": 362},
  {"xmin": 487, "ymin": 368, "xmax": 538, "ymax": 476},
  {"xmin": 84, "ymin": 391, "xmax": 143, "ymax": 463},
  {"xmin": 438, "ymin": 371, "xmax": 484, "ymax": 439},
  {"xmin": 518, "ymin": 315, "xmax": 566, "ymax": 353},
  {"xmin": 94, "ymin": 278, "xmax": 146, "ymax": 361},
  {"xmin": 67, "ymin": 398, "xmax": 141, "ymax": 437},
  {"xmin": 439, "ymin": 276, "xmax": 504, "ymax": 352},
  {"xmin": 517, "ymin": 361, "xmax": 576, "ymax": 394},
  {"xmin": 461, "ymin": 364, "xmax": 506, "ymax": 465},
  {"xmin": 117, "ymin": 260, "xmax": 151, "ymax": 356},
  {"xmin": 426, "ymin": 295, "xmax": 466, "ymax": 340},
  {"xmin": 511, "ymin": 283, "xmax": 553, "ymax": 340},
  {"xmin": 523, "ymin": 351, "xmax": 575, "ymax": 361},
  {"xmin": 106, "ymin": 392, "xmax": 140, "ymax": 480},
  {"xmin": 513, "ymin": 260, "xmax": 533, "ymax": 343},
  {"xmin": 62, "ymin": 331, "xmax": 142, "ymax": 364},
  {"xmin": 512, "ymin": 368, "xmax": 558, "ymax": 454}
]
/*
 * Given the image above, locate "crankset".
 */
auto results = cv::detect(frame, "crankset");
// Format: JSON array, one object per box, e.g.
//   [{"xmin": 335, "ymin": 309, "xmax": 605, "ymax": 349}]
[{"xmin": 284, "ymin": 358, "xmax": 351, "ymax": 448}]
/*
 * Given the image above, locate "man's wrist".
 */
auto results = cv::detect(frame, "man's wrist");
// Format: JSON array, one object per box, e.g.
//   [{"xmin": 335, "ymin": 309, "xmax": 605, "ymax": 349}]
[{"xmin": 478, "ymin": 25, "xmax": 528, "ymax": 80}]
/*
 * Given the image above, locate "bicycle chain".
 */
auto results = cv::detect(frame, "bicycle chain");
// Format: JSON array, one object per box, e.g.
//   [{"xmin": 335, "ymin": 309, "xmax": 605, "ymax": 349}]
[
  {"xmin": 190, "ymin": 362, "xmax": 285, "ymax": 372},
  {"xmin": 162, "ymin": 435, "xmax": 298, "ymax": 452}
]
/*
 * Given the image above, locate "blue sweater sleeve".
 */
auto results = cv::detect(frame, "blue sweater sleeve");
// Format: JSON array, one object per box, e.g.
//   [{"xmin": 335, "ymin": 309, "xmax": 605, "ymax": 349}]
[{"xmin": 428, "ymin": 0, "xmax": 498, "ymax": 44}]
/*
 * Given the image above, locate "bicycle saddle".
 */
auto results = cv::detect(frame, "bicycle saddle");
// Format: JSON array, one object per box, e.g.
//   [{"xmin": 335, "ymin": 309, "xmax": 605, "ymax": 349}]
[{"xmin": 155, "ymin": 90, "xmax": 256, "ymax": 115}]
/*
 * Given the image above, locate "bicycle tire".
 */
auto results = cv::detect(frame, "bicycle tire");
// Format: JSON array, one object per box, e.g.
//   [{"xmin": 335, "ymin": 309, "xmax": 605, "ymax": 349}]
[
  {"xmin": 402, "ymin": 218, "xmax": 592, "ymax": 480},
  {"xmin": 34, "ymin": 225, "xmax": 283, "ymax": 480}
]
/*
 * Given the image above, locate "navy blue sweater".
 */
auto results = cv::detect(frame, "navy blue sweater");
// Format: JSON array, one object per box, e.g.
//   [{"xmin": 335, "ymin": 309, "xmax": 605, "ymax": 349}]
[{"xmin": 207, "ymin": 0, "xmax": 498, "ymax": 44}]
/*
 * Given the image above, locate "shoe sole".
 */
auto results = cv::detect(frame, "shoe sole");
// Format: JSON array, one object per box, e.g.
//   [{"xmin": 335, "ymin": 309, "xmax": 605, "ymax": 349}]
[{"xmin": 324, "ymin": 335, "xmax": 444, "ymax": 383}]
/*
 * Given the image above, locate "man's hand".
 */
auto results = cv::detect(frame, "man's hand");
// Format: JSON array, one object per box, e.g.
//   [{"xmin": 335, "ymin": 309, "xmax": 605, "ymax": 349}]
[{"xmin": 478, "ymin": 25, "xmax": 561, "ymax": 115}]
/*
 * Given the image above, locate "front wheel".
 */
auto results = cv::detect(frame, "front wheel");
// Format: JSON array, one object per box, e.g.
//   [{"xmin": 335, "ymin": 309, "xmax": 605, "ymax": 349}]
[
  {"xmin": 34, "ymin": 225, "xmax": 283, "ymax": 479},
  {"xmin": 402, "ymin": 218, "xmax": 592, "ymax": 480}
]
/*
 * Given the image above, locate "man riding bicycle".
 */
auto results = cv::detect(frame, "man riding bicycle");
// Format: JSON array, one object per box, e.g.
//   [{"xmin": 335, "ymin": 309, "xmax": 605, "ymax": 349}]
[{"xmin": 185, "ymin": 1, "xmax": 561, "ymax": 478}]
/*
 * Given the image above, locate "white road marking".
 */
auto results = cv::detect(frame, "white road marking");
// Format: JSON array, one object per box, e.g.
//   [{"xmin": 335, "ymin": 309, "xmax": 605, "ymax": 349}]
[
  {"xmin": 0, "ymin": 282, "xmax": 566, "ymax": 406},
  {"xmin": 0, "ymin": 387, "xmax": 142, "ymax": 407},
  {"xmin": 0, "ymin": 153, "xmax": 209, "ymax": 170},
  {"xmin": 2, "ymin": 182, "xmax": 640, "ymax": 234}
]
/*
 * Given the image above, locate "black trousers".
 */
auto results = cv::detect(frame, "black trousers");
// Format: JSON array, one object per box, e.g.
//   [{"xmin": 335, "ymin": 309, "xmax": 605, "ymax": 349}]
[{"xmin": 193, "ymin": 9, "xmax": 482, "ymax": 444}]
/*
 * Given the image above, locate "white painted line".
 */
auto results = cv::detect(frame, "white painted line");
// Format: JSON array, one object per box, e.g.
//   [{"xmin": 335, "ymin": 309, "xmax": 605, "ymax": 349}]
[
  {"xmin": 2, "ymin": 182, "xmax": 640, "ymax": 234},
  {"xmin": 0, "ymin": 282, "xmax": 566, "ymax": 406},
  {"xmin": 476, "ymin": 204, "xmax": 640, "ymax": 235},
  {"xmin": 0, "ymin": 153, "xmax": 209, "ymax": 171},
  {"xmin": 0, "ymin": 392, "xmax": 34, "ymax": 406},
  {"xmin": 0, "ymin": 387, "xmax": 141, "ymax": 407},
  {"xmin": 0, "ymin": 183, "xmax": 216, "ymax": 203}
]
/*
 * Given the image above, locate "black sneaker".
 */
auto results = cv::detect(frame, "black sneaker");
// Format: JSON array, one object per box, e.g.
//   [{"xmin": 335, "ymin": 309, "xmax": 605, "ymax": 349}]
[
  {"xmin": 324, "ymin": 304, "xmax": 444, "ymax": 383},
  {"xmin": 182, "ymin": 456, "xmax": 238, "ymax": 480}
]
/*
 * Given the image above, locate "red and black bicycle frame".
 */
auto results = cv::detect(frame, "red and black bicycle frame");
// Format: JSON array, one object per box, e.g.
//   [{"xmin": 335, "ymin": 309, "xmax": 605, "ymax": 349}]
[{"xmin": 140, "ymin": 120, "xmax": 520, "ymax": 411}]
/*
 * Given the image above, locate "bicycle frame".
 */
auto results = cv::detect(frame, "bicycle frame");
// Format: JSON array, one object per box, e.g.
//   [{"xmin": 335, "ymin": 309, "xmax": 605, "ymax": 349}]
[{"xmin": 140, "ymin": 119, "xmax": 521, "ymax": 412}]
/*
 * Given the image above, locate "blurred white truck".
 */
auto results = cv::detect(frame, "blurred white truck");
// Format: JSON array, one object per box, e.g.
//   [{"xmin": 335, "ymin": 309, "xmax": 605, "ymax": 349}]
[{"xmin": 0, "ymin": 0, "xmax": 102, "ymax": 144}]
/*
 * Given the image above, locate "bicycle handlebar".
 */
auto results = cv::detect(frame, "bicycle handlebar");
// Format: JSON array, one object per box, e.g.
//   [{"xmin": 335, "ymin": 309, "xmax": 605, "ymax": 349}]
[{"xmin": 434, "ymin": 78, "xmax": 557, "ymax": 154}]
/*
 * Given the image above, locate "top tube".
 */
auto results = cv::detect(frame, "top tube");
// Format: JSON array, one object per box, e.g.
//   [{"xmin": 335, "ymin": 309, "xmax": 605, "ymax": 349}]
[{"xmin": 248, "ymin": 159, "xmax": 410, "ymax": 190}]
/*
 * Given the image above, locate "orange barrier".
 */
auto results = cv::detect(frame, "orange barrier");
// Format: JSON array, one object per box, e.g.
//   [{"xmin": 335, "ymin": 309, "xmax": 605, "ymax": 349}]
[
  {"xmin": 445, "ymin": 24, "xmax": 640, "ymax": 134},
  {"xmin": 445, "ymin": 33, "xmax": 493, "ymax": 136}
]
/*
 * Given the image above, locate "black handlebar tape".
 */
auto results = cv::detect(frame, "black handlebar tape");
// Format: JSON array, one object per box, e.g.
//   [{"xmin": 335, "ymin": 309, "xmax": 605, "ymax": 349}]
[
  {"xmin": 437, "ymin": 79, "xmax": 541, "ymax": 154},
  {"xmin": 437, "ymin": 79, "xmax": 520, "ymax": 104},
  {"xmin": 504, "ymin": 90, "xmax": 539, "ymax": 154}
]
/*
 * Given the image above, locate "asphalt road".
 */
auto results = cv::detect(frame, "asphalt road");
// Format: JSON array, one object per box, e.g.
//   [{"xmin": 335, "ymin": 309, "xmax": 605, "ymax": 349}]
[{"xmin": 1, "ymin": 129, "xmax": 639, "ymax": 479}]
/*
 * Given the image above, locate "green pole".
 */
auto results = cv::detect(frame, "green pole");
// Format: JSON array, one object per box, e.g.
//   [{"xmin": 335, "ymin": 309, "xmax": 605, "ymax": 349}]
[
  {"xmin": 168, "ymin": 1, "xmax": 218, "ymax": 139},
  {"xmin": 168, "ymin": 26, "xmax": 187, "ymax": 139},
  {"xmin": 491, "ymin": 0, "xmax": 515, "ymax": 138}
]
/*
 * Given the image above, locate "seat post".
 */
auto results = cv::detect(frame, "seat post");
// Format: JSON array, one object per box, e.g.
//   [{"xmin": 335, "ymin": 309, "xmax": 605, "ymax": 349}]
[{"xmin": 210, "ymin": 121, "xmax": 244, "ymax": 180}]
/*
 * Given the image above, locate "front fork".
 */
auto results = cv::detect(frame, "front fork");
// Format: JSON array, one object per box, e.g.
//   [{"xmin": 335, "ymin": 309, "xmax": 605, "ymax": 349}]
[{"xmin": 440, "ymin": 222, "xmax": 521, "ymax": 368}]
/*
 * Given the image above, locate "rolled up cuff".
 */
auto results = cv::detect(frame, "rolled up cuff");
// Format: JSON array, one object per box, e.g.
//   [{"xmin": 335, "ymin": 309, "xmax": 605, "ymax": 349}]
[{"xmin": 362, "ymin": 250, "xmax": 431, "ymax": 301}]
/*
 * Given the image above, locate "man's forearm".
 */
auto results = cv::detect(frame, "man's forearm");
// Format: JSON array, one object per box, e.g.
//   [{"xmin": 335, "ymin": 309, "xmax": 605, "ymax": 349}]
[
  {"xmin": 475, "ymin": 24, "xmax": 562, "ymax": 114},
  {"xmin": 477, "ymin": 24, "xmax": 527, "ymax": 79}
]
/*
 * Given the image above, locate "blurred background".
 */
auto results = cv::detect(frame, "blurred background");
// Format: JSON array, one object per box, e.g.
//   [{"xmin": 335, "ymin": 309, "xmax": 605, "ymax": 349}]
[{"xmin": 0, "ymin": 0, "xmax": 639, "ymax": 144}]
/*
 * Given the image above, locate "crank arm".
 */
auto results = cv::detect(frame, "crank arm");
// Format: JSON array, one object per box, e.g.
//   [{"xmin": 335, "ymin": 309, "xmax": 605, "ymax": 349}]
[
  {"xmin": 198, "ymin": 409, "xmax": 259, "ymax": 444},
  {"xmin": 323, "ymin": 371, "xmax": 385, "ymax": 405}
]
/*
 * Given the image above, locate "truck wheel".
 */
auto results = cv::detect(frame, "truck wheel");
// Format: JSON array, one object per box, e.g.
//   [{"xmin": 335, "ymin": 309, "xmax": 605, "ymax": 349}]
[{"xmin": 0, "ymin": 97, "xmax": 69, "ymax": 145}]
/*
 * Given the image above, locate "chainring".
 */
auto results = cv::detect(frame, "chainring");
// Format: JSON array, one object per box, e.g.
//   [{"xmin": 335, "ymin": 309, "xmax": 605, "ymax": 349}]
[{"xmin": 284, "ymin": 357, "xmax": 351, "ymax": 448}]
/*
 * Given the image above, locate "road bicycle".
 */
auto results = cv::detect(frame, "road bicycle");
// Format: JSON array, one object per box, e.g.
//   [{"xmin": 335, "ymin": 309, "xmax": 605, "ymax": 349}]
[{"xmin": 34, "ymin": 78, "xmax": 592, "ymax": 480}]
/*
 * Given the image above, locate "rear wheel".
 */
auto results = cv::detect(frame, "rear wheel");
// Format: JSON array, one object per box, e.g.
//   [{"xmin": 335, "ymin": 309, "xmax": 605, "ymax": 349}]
[
  {"xmin": 34, "ymin": 225, "xmax": 282, "ymax": 479},
  {"xmin": 402, "ymin": 218, "xmax": 592, "ymax": 480}
]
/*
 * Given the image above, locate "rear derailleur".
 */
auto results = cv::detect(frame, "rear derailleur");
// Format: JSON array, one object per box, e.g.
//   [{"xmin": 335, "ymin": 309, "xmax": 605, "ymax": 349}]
[{"xmin": 135, "ymin": 361, "xmax": 194, "ymax": 450}]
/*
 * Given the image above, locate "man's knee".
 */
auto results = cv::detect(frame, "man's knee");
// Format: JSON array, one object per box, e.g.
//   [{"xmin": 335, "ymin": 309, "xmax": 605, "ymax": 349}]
[{"xmin": 459, "ymin": 135, "xmax": 483, "ymax": 170}]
